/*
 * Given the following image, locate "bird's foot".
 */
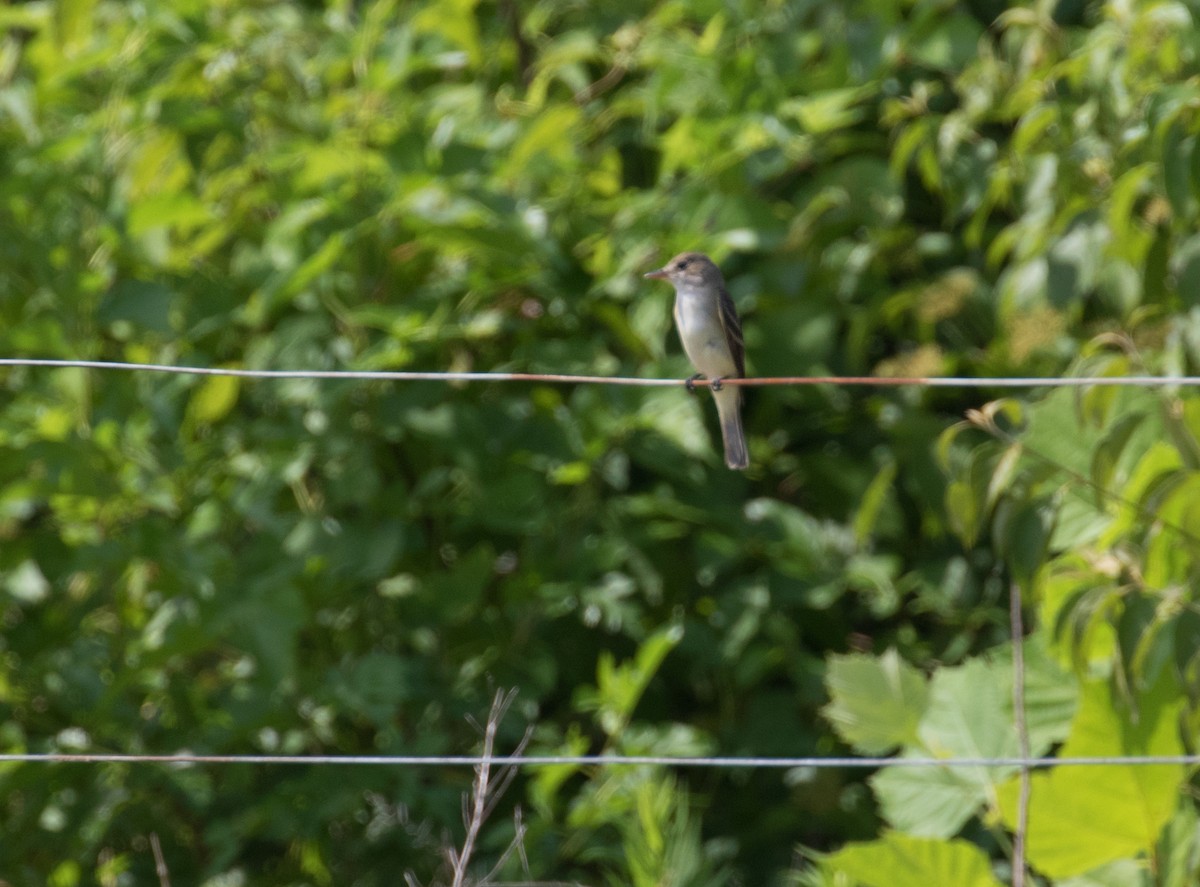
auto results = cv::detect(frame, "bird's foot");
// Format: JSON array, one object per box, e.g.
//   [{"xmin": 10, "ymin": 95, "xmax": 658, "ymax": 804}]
[
  {"xmin": 685, "ymin": 373, "xmax": 705, "ymax": 393},
  {"xmin": 710, "ymin": 377, "xmax": 726, "ymax": 392}
]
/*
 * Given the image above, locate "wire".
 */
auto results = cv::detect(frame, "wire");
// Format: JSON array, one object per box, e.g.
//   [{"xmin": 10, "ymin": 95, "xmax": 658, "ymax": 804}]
[
  {"xmin": 2, "ymin": 358, "xmax": 1199, "ymax": 387},
  {"xmin": 2, "ymin": 752, "xmax": 1195, "ymax": 768},
  {"xmin": 3, "ymin": 357, "xmax": 1190, "ymax": 778}
]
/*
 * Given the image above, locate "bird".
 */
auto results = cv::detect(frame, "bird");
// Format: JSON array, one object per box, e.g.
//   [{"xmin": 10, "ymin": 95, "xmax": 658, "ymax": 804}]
[{"xmin": 644, "ymin": 251, "xmax": 749, "ymax": 470}]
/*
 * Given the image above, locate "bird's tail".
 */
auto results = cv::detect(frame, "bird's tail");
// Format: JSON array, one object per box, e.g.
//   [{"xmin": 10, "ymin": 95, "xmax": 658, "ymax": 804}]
[{"xmin": 714, "ymin": 388, "xmax": 748, "ymax": 470}]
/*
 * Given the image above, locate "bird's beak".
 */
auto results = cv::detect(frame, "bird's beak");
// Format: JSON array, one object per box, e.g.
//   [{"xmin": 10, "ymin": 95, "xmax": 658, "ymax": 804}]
[{"xmin": 644, "ymin": 268, "xmax": 669, "ymax": 280}]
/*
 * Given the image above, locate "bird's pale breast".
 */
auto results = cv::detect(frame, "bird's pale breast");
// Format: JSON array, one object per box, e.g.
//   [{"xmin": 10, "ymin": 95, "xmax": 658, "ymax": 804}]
[{"xmin": 674, "ymin": 289, "xmax": 739, "ymax": 379}]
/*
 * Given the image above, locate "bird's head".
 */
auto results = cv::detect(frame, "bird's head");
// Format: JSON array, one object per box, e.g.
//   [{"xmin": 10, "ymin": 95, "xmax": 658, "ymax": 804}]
[{"xmin": 644, "ymin": 252, "xmax": 723, "ymax": 289}]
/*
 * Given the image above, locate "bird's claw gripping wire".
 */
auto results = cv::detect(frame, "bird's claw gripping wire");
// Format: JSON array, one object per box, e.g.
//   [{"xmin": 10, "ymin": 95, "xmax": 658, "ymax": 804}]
[
  {"xmin": 710, "ymin": 377, "xmax": 725, "ymax": 392},
  {"xmin": 685, "ymin": 373, "xmax": 705, "ymax": 393}
]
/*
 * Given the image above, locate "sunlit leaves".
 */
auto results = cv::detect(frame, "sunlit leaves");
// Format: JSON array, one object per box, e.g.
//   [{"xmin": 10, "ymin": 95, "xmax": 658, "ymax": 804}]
[
  {"xmin": 184, "ymin": 373, "xmax": 240, "ymax": 429},
  {"xmin": 411, "ymin": 0, "xmax": 483, "ymax": 69},
  {"xmin": 823, "ymin": 649, "xmax": 927, "ymax": 755},
  {"xmin": 996, "ymin": 676, "xmax": 1185, "ymax": 880},
  {"xmin": 10, "ymin": 0, "xmax": 1200, "ymax": 883},
  {"xmin": 821, "ymin": 833, "xmax": 1004, "ymax": 887},
  {"xmin": 826, "ymin": 639, "xmax": 1077, "ymax": 871}
]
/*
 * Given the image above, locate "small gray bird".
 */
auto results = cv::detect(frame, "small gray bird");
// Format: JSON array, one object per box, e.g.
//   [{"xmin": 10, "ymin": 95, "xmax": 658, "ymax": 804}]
[{"xmin": 644, "ymin": 252, "xmax": 749, "ymax": 470}]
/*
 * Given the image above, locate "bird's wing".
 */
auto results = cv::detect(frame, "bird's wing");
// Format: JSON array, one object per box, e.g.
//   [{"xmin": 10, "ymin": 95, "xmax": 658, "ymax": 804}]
[{"xmin": 717, "ymin": 286, "xmax": 745, "ymax": 378}]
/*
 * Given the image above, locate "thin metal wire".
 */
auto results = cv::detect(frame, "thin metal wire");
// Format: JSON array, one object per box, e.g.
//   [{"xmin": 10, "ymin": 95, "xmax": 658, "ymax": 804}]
[
  {"xmin": 3, "ymin": 357, "xmax": 1192, "ymax": 778},
  {"xmin": 1, "ymin": 753, "xmax": 1196, "ymax": 767},
  {"xmin": 2, "ymin": 358, "xmax": 1199, "ymax": 387}
]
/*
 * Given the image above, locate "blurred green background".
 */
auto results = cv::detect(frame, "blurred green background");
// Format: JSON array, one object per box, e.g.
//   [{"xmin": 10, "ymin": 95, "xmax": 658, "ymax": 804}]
[{"xmin": 5, "ymin": 0, "xmax": 1200, "ymax": 884}]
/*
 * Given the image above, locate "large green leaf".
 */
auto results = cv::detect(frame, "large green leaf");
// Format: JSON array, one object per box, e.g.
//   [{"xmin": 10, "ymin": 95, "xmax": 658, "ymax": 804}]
[
  {"xmin": 823, "ymin": 649, "xmax": 928, "ymax": 755},
  {"xmin": 872, "ymin": 656, "xmax": 1020, "ymax": 837},
  {"xmin": 821, "ymin": 832, "xmax": 1003, "ymax": 887},
  {"xmin": 996, "ymin": 676, "xmax": 1185, "ymax": 879}
]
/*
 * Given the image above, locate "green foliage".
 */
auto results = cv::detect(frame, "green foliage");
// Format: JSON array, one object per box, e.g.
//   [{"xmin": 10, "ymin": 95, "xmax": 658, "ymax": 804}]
[
  {"xmin": 818, "ymin": 833, "xmax": 1004, "ymax": 887},
  {"xmin": 823, "ymin": 648, "xmax": 928, "ymax": 755},
  {"xmin": 823, "ymin": 638, "xmax": 1076, "ymax": 842},
  {"xmin": 6, "ymin": 0, "xmax": 1200, "ymax": 883},
  {"xmin": 995, "ymin": 674, "xmax": 1184, "ymax": 880}
]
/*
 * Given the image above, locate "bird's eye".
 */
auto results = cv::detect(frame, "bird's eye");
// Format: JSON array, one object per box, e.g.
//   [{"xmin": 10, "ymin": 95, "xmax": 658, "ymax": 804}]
[{"xmin": 678, "ymin": 259, "xmax": 690, "ymax": 269}]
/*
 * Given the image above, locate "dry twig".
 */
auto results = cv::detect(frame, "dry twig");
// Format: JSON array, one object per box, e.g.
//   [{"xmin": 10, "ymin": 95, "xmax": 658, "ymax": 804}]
[
  {"xmin": 149, "ymin": 832, "xmax": 171, "ymax": 887},
  {"xmin": 441, "ymin": 689, "xmax": 538, "ymax": 887}
]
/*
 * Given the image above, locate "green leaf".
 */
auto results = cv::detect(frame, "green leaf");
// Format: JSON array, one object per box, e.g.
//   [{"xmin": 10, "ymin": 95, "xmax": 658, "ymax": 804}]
[
  {"xmin": 822, "ymin": 649, "xmax": 928, "ymax": 755},
  {"xmin": 1017, "ymin": 634, "xmax": 1079, "ymax": 750},
  {"xmin": 1170, "ymin": 233, "xmax": 1200, "ymax": 307},
  {"xmin": 985, "ymin": 443, "xmax": 1023, "ymax": 513},
  {"xmin": 1144, "ymin": 227, "xmax": 1171, "ymax": 304},
  {"xmin": 945, "ymin": 479, "xmax": 979, "ymax": 546},
  {"xmin": 876, "ymin": 657, "xmax": 1019, "ymax": 835},
  {"xmin": 126, "ymin": 193, "xmax": 215, "ymax": 241},
  {"xmin": 1058, "ymin": 858, "xmax": 1156, "ymax": 887},
  {"xmin": 581, "ymin": 624, "xmax": 683, "ymax": 738},
  {"xmin": 853, "ymin": 459, "xmax": 897, "ymax": 544},
  {"xmin": 1156, "ymin": 800, "xmax": 1200, "ymax": 887},
  {"xmin": 1173, "ymin": 608, "xmax": 1200, "ymax": 689},
  {"xmin": 1047, "ymin": 218, "xmax": 1106, "ymax": 308},
  {"xmin": 822, "ymin": 833, "xmax": 1003, "ymax": 887},
  {"xmin": 871, "ymin": 758, "xmax": 996, "ymax": 839},
  {"xmin": 503, "ymin": 104, "xmax": 582, "ymax": 178},
  {"xmin": 1108, "ymin": 163, "xmax": 1156, "ymax": 247},
  {"xmin": 1143, "ymin": 474, "xmax": 1200, "ymax": 587},
  {"xmin": 283, "ymin": 231, "xmax": 348, "ymax": 297},
  {"xmin": 410, "ymin": 0, "xmax": 483, "ymax": 67},
  {"xmin": 185, "ymin": 374, "xmax": 241, "ymax": 426},
  {"xmin": 993, "ymin": 499, "xmax": 1050, "ymax": 590},
  {"xmin": 1090, "ymin": 410, "xmax": 1148, "ymax": 502},
  {"xmin": 1162, "ymin": 123, "xmax": 1196, "ymax": 222},
  {"xmin": 779, "ymin": 87, "xmax": 869, "ymax": 134},
  {"xmin": 996, "ymin": 675, "xmax": 1185, "ymax": 879},
  {"xmin": 1012, "ymin": 104, "xmax": 1058, "ymax": 158},
  {"xmin": 125, "ymin": 129, "xmax": 192, "ymax": 202}
]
